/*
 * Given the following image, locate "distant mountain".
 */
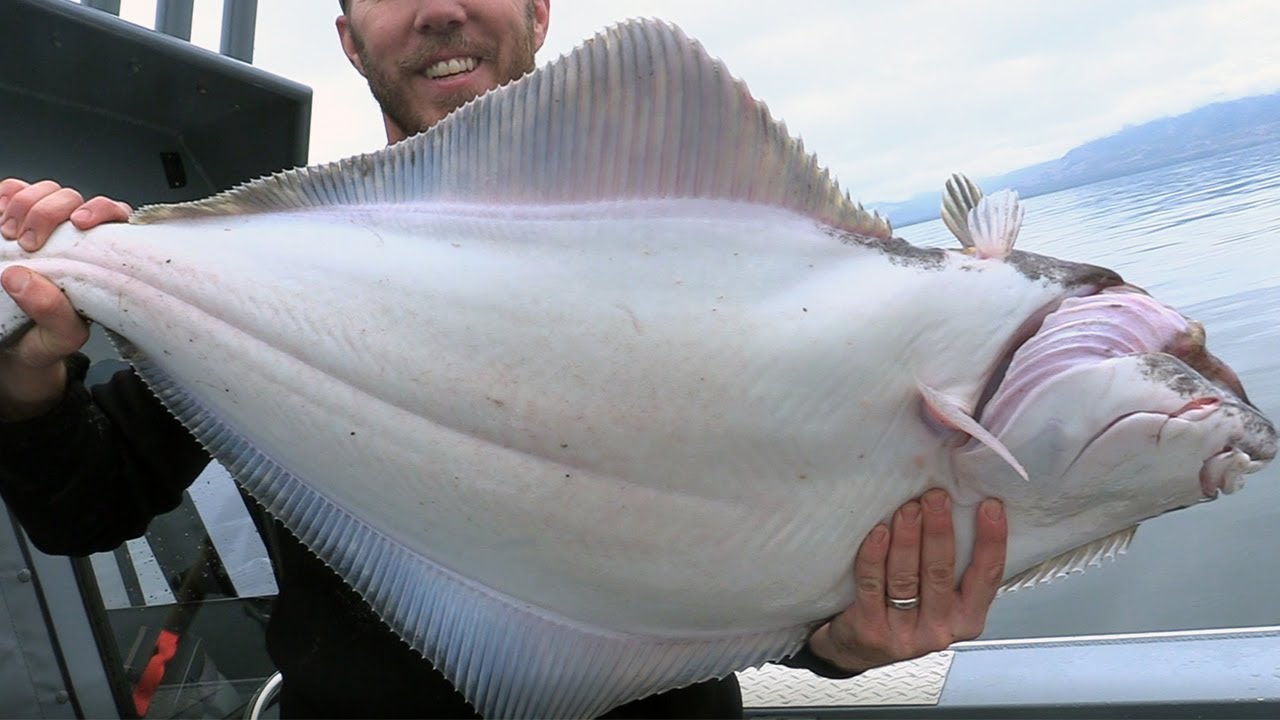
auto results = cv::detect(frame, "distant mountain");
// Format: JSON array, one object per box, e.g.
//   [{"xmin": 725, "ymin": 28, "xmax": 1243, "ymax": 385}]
[{"xmin": 871, "ymin": 92, "xmax": 1280, "ymax": 228}]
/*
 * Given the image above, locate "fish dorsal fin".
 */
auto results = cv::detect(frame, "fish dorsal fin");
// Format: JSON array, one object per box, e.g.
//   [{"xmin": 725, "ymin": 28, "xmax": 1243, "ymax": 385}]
[
  {"xmin": 132, "ymin": 19, "xmax": 891, "ymax": 240},
  {"xmin": 998, "ymin": 525, "xmax": 1138, "ymax": 596}
]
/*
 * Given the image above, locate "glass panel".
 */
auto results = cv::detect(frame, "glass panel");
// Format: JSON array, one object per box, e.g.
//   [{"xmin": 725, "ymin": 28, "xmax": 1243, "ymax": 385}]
[{"xmin": 75, "ymin": 461, "xmax": 280, "ymax": 719}]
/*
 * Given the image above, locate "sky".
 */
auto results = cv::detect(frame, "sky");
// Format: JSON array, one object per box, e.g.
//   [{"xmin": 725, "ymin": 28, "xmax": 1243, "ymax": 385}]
[{"xmin": 92, "ymin": 0, "xmax": 1280, "ymax": 203}]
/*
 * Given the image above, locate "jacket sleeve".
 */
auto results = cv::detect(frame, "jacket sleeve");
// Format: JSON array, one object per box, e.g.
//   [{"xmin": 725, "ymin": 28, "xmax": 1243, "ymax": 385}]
[
  {"xmin": 777, "ymin": 643, "xmax": 863, "ymax": 679},
  {"xmin": 0, "ymin": 353, "xmax": 211, "ymax": 556}
]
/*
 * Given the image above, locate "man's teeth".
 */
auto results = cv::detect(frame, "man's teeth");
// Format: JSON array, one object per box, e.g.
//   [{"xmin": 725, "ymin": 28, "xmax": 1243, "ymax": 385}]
[{"xmin": 426, "ymin": 57, "xmax": 479, "ymax": 78}]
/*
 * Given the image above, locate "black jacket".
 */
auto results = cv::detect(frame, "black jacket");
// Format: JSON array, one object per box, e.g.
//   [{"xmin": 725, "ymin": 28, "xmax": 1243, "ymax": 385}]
[{"xmin": 0, "ymin": 354, "xmax": 851, "ymax": 718}]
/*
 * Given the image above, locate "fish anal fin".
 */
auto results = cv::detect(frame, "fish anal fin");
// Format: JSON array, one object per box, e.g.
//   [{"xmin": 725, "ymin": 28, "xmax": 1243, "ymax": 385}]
[
  {"xmin": 113, "ymin": 329, "xmax": 811, "ymax": 719},
  {"xmin": 918, "ymin": 382, "xmax": 1029, "ymax": 481},
  {"xmin": 998, "ymin": 525, "xmax": 1139, "ymax": 595}
]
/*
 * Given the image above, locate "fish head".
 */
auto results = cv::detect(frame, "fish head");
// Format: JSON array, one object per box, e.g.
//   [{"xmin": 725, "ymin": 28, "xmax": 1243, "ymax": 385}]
[{"xmin": 949, "ymin": 282, "xmax": 1277, "ymax": 578}]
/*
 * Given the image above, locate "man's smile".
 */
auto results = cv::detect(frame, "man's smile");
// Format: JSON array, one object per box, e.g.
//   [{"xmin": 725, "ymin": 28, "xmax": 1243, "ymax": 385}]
[{"xmin": 424, "ymin": 56, "xmax": 480, "ymax": 79}]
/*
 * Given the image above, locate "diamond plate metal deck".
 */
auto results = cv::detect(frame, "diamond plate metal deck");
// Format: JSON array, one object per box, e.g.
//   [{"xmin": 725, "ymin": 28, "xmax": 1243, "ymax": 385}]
[{"xmin": 740, "ymin": 651, "xmax": 954, "ymax": 709}]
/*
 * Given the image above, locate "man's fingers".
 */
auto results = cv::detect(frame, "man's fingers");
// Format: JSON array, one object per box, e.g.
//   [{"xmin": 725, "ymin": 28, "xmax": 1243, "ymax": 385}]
[
  {"xmin": 1, "ymin": 267, "xmax": 89, "ymax": 366},
  {"xmin": 0, "ymin": 182, "xmax": 125, "ymax": 250},
  {"xmin": 1, "ymin": 180, "xmax": 64, "ymax": 242},
  {"xmin": 956, "ymin": 498, "xmax": 1007, "ymax": 639},
  {"xmin": 0, "ymin": 178, "xmax": 31, "ymax": 214},
  {"xmin": 850, "ymin": 523, "xmax": 890, "ymax": 630},
  {"xmin": 917, "ymin": 489, "xmax": 957, "ymax": 628},
  {"xmin": 884, "ymin": 500, "xmax": 923, "ymax": 630},
  {"xmin": 20, "ymin": 188, "xmax": 87, "ymax": 250},
  {"xmin": 71, "ymin": 196, "xmax": 133, "ymax": 230}
]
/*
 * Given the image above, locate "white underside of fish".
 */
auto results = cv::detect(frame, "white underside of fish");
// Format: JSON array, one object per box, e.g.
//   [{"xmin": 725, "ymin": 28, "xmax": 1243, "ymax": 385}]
[
  {"xmin": 7, "ymin": 198, "xmax": 1058, "ymax": 715},
  {"xmin": 33, "ymin": 201, "xmax": 984, "ymax": 627}
]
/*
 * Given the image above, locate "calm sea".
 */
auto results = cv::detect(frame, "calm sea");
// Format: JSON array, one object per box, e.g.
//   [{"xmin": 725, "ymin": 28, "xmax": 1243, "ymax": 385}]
[{"xmin": 899, "ymin": 140, "xmax": 1280, "ymax": 639}]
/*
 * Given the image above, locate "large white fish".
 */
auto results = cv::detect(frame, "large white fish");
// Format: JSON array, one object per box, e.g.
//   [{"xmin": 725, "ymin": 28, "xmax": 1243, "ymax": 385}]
[{"xmin": 1, "ymin": 19, "xmax": 1274, "ymax": 719}]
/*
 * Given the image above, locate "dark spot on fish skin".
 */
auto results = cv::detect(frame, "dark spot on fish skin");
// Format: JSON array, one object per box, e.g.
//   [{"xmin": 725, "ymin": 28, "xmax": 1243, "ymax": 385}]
[
  {"xmin": 165, "ymin": 259, "xmax": 171, "ymax": 264},
  {"xmin": 1004, "ymin": 249, "xmax": 1123, "ymax": 288},
  {"xmin": 1139, "ymin": 354, "xmax": 1277, "ymax": 457},
  {"xmin": 802, "ymin": 307, "xmax": 808, "ymax": 312},
  {"xmin": 616, "ymin": 305, "xmax": 644, "ymax": 334},
  {"xmin": 351, "ymin": 431, "xmax": 357, "ymax": 436},
  {"xmin": 560, "ymin": 443, "xmax": 569, "ymax": 449},
  {"xmin": 1139, "ymin": 354, "xmax": 1208, "ymax": 400},
  {"xmin": 487, "ymin": 396, "xmax": 505, "ymax": 407},
  {"xmin": 822, "ymin": 227, "xmax": 949, "ymax": 270},
  {"xmin": 822, "ymin": 226, "xmax": 1125, "ymax": 291}
]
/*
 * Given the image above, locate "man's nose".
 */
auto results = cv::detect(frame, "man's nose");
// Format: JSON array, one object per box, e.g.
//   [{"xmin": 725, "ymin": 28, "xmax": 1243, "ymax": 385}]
[{"xmin": 413, "ymin": 0, "xmax": 468, "ymax": 33}]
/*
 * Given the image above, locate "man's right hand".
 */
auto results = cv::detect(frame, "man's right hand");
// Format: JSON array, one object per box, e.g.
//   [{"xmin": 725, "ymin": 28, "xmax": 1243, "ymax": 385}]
[{"xmin": 0, "ymin": 178, "xmax": 131, "ymax": 421}]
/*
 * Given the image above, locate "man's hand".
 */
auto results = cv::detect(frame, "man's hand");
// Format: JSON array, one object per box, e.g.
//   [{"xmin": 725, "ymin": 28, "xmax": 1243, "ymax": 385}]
[
  {"xmin": 0, "ymin": 178, "xmax": 131, "ymax": 421},
  {"xmin": 807, "ymin": 488, "xmax": 1007, "ymax": 673}
]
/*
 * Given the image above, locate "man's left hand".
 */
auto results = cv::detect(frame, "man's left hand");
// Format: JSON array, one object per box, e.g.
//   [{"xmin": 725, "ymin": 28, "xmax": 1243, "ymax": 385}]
[{"xmin": 806, "ymin": 488, "xmax": 1007, "ymax": 673}]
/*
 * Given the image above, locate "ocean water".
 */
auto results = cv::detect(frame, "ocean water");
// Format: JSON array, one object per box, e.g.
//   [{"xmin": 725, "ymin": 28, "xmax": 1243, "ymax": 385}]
[{"xmin": 898, "ymin": 141, "xmax": 1280, "ymax": 639}]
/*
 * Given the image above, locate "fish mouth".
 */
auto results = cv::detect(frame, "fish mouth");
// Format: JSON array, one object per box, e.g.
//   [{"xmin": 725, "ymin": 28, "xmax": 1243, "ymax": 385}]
[{"xmin": 1198, "ymin": 445, "xmax": 1264, "ymax": 499}]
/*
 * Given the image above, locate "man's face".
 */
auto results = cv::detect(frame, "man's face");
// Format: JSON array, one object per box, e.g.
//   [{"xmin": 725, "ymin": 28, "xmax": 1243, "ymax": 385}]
[{"xmin": 338, "ymin": 1, "xmax": 550, "ymax": 143}]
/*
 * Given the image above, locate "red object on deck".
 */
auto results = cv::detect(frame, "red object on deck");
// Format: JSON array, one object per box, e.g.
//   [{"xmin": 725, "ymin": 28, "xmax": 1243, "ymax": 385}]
[{"xmin": 133, "ymin": 629, "xmax": 180, "ymax": 717}]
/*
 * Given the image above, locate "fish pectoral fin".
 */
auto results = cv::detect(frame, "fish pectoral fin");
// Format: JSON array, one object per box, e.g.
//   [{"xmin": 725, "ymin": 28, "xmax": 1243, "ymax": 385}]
[
  {"xmin": 966, "ymin": 190, "xmax": 1024, "ymax": 259},
  {"xmin": 918, "ymin": 381, "xmax": 1029, "ymax": 481},
  {"xmin": 939, "ymin": 174, "xmax": 1024, "ymax": 259}
]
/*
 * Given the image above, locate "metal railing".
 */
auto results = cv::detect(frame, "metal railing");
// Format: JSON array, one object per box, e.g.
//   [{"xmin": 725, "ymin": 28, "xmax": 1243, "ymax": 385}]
[{"xmin": 80, "ymin": 0, "xmax": 259, "ymax": 63}]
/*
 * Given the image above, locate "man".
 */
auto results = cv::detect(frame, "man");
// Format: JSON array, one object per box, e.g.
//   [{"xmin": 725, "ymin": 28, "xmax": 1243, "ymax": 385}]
[{"xmin": 0, "ymin": 1, "xmax": 1009, "ymax": 716}]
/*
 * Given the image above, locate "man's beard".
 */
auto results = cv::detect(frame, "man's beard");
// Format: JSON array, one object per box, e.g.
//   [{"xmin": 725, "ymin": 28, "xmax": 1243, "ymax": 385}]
[{"xmin": 350, "ymin": 4, "xmax": 538, "ymax": 137}]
